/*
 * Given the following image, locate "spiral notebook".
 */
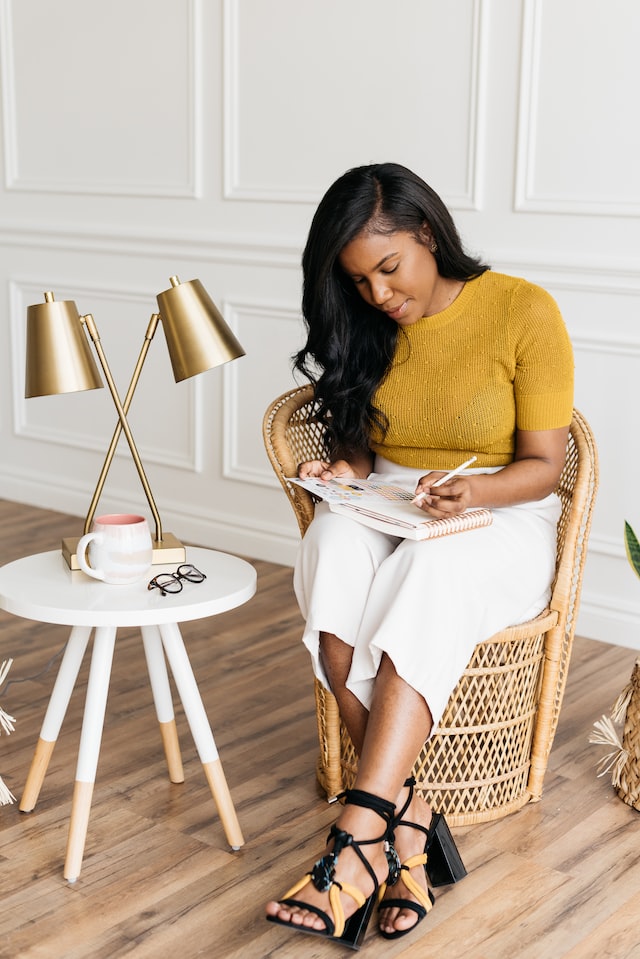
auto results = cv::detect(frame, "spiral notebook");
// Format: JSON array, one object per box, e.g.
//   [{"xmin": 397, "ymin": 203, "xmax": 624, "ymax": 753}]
[{"xmin": 288, "ymin": 476, "xmax": 492, "ymax": 541}]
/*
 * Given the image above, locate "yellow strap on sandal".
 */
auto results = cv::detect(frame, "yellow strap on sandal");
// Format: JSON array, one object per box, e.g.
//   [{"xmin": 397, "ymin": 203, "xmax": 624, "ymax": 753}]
[
  {"xmin": 278, "ymin": 873, "xmax": 367, "ymax": 939},
  {"xmin": 337, "ymin": 880, "xmax": 367, "ymax": 910},
  {"xmin": 399, "ymin": 857, "xmax": 433, "ymax": 914},
  {"xmin": 279, "ymin": 874, "xmax": 312, "ymax": 901}
]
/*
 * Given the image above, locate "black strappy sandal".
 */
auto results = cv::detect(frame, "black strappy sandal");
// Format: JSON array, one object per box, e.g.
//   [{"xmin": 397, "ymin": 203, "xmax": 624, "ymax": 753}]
[
  {"xmin": 378, "ymin": 776, "xmax": 467, "ymax": 941},
  {"xmin": 267, "ymin": 788, "xmax": 395, "ymax": 950}
]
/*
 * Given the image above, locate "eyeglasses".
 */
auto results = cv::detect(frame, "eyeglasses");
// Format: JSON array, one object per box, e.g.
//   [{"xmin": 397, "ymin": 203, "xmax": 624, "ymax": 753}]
[{"xmin": 148, "ymin": 563, "xmax": 206, "ymax": 596}]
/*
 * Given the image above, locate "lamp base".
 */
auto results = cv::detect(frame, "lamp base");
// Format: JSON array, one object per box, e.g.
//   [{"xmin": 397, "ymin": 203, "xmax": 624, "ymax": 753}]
[{"xmin": 62, "ymin": 532, "xmax": 187, "ymax": 570}]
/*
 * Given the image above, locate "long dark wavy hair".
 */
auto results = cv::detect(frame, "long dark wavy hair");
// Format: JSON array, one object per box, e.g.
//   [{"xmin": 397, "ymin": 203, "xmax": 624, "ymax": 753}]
[{"xmin": 294, "ymin": 162, "xmax": 489, "ymax": 459}]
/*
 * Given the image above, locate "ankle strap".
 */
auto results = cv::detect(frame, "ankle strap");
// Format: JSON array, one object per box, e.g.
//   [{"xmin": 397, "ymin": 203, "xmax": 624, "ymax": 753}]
[
  {"xmin": 339, "ymin": 788, "xmax": 396, "ymax": 829},
  {"xmin": 392, "ymin": 776, "xmax": 416, "ymax": 825}
]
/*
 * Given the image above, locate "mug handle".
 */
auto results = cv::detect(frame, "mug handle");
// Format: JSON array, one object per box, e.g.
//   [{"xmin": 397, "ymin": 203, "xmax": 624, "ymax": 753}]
[{"xmin": 76, "ymin": 531, "xmax": 105, "ymax": 581}]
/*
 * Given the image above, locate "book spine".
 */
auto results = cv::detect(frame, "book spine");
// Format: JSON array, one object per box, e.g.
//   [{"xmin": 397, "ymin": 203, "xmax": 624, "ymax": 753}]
[{"xmin": 423, "ymin": 509, "xmax": 492, "ymax": 538}]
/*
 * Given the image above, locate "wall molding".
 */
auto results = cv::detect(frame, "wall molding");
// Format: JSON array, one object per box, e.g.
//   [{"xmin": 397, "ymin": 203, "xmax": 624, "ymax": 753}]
[
  {"xmin": 490, "ymin": 252, "xmax": 640, "ymax": 290},
  {"xmin": 588, "ymin": 532, "xmax": 631, "ymax": 562},
  {"xmin": 583, "ymin": 590, "xmax": 640, "ymax": 620},
  {"xmin": 578, "ymin": 605, "xmax": 640, "ymax": 651},
  {"xmin": 0, "ymin": 461, "xmax": 302, "ymax": 568},
  {"xmin": 571, "ymin": 335, "xmax": 640, "ymax": 358},
  {"xmin": 515, "ymin": 0, "xmax": 640, "ymax": 216},
  {"xmin": 460, "ymin": 0, "xmax": 488, "ymax": 212},
  {"xmin": 222, "ymin": 0, "xmax": 324, "ymax": 204},
  {"xmin": 222, "ymin": 297, "xmax": 302, "ymax": 487},
  {"xmin": 0, "ymin": 0, "xmax": 203, "ymax": 199},
  {"xmin": 0, "ymin": 220, "xmax": 302, "ymax": 269},
  {"xmin": 3, "ymin": 224, "xmax": 640, "ymax": 284},
  {"xmin": 223, "ymin": 0, "xmax": 488, "ymax": 209}
]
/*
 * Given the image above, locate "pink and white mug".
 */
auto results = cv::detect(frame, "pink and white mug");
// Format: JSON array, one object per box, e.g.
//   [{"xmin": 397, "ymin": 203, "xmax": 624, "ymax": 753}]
[{"xmin": 76, "ymin": 513, "xmax": 153, "ymax": 585}]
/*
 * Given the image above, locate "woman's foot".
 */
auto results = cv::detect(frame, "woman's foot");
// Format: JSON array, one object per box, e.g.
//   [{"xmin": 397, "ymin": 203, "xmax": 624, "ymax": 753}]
[
  {"xmin": 266, "ymin": 796, "xmax": 394, "ymax": 944},
  {"xmin": 378, "ymin": 783, "xmax": 433, "ymax": 938}
]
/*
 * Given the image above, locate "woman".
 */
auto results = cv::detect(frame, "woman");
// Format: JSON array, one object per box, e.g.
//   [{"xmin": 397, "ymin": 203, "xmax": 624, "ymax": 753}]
[{"xmin": 266, "ymin": 163, "xmax": 574, "ymax": 947}]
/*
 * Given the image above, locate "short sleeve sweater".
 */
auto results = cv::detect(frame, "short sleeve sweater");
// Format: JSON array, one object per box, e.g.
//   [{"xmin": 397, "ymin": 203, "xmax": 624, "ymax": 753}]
[{"xmin": 369, "ymin": 270, "xmax": 574, "ymax": 469}]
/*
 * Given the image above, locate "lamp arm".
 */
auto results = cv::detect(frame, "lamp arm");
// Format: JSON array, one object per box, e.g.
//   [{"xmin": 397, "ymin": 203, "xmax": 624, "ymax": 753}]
[
  {"xmin": 81, "ymin": 313, "xmax": 163, "ymax": 544},
  {"xmin": 83, "ymin": 314, "xmax": 161, "ymax": 535}
]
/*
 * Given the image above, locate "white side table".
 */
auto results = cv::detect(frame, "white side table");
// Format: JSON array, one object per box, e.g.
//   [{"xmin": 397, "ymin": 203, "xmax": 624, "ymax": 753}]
[{"xmin": 0, "ymin": 546, "xmax": 257, "ymax": 881}]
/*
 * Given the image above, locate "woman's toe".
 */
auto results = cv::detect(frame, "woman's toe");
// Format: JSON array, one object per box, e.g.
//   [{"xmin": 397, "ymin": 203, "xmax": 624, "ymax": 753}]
[
  {"xmin": 266, "ymin": 899, "xmax": 326, "ymax": 932},
  {"xmin": 265, "ymin": 900, "xmax": 281, "ymax": 919},
  {"xmin": 379, "ymin": 904, "xmax": 419, "ymax": 935},
  {"xmin": 379, "ymin": 905, "xmax": 400, "ymax": 932},
  {"xmin": 394, "ymin": 909, "xmax": 417, "ymax": 932}
]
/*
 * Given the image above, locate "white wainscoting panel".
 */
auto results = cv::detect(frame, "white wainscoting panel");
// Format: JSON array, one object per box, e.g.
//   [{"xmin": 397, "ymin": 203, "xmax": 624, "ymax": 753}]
[
  {"xmin": 1, "ymin": 0, "xmax": 202, "ymax": 197},
  {"xmin": 516, "ymin": 0, "xmax": 640, "ymax": 215},
  {"xmin": 222, "ymin": 298, "xmax": 304, "ymax": 485},
  {"xmin": 224, "ymin": 0, "xmax": 487, "ymax": 208}
]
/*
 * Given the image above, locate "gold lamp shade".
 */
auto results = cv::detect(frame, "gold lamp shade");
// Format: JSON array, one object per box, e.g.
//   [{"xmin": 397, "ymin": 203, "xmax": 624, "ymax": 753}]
[
  {"xmin": 157, "ymin": 276, "xmax": 245, "ymax": 382},
  {"xmin": 25, "ymin": 292, "xmax": 103, "ymax": 398}
]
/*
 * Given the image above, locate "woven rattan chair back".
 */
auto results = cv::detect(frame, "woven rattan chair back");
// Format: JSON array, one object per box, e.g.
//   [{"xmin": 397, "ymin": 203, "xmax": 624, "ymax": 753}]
[{"xmin": 263, "ymin": 385, "xmax": 599, "ymax": 825}]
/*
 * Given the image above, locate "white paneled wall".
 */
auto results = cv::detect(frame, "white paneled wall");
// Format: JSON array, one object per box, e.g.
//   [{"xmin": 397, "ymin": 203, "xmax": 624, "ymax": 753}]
[{"xmin": 1, "ymin": 0, "xmax": 639, "ymax": 648}]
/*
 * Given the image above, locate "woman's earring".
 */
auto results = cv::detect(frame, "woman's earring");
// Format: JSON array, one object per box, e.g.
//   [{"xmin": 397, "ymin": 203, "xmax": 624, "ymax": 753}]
[{"xmin": 430, "ymin": 241, "xmax": 438, "ymax": 254}]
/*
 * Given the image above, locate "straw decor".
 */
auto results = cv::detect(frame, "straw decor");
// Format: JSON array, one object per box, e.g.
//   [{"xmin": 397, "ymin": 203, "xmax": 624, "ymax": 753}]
[
  {"xmin": 590, "ymin": 658, "xmax": 640, "ymax": 811},
  {"xmin": 618, "ymin": 660, "xmax": 640, "ymax": 808},
  {"xmin": 0, "ymin": 659, "xmax": 16, "ymax": 805},
  {"xmin": 264, "ymin": 386, "xmax": 599, "ymax": 826}
]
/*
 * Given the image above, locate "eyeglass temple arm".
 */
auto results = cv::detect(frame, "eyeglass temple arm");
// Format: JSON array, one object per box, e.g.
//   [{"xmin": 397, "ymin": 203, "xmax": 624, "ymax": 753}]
[{"xmin": 83, "ymin": 314, "xmax": 161, "ymax": 538}]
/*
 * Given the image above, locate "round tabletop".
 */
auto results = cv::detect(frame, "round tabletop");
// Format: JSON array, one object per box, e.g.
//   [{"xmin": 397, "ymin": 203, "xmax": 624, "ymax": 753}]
[{"xmin": 0, "ymin": 546, "xmax": 257, "ymax": 628}]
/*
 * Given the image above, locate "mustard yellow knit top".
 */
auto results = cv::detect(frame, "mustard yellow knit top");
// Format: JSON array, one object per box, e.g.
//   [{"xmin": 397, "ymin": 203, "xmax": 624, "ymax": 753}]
[{"xmin": 369, "ymin": 271, "xmax": 574, "ymax": 469}]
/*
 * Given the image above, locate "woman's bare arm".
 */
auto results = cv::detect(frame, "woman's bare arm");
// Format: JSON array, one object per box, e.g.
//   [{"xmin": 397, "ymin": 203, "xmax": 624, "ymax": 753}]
[{"xmin": 414, "ymin": 426, "xmax": 569, "ymax": 518}]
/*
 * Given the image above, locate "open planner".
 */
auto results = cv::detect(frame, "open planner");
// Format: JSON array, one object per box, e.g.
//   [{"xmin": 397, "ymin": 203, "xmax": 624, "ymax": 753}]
[{"xmin": 289, "ymin": 476, "xmax": 492, "ymax": 541}]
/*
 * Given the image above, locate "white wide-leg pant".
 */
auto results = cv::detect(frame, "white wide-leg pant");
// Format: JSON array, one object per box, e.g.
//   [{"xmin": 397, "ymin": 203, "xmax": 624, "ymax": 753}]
[{"xmin": 293, "ymin": 464, "xmax": 560, "ymax": 731}]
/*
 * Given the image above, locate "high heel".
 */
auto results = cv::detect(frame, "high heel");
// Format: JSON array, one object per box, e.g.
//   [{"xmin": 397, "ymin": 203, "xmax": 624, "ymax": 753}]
[
  {"xmin": 267, "ymin": 788, "xmax": 395, "ymax": 950},
  {"xmin": 426, "ymin": 811, "xmax": 467, "ymax": 887},
  {"xmin": 378, "ymin": 777, "xmax": 466, "ymax": 941}
]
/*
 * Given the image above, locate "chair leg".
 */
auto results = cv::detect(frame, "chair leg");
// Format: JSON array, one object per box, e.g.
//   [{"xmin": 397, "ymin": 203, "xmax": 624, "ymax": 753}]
[
  {"xmin": 20, "ymin": 625, "xmax": 92, "ymax": 813},
  {"xmin": 158, "ymin": 621, "xmax": 244, "ymax": 850},
  {"xmin": 140, "ymin": 624, "xmax": 184, "ymax": 783}
]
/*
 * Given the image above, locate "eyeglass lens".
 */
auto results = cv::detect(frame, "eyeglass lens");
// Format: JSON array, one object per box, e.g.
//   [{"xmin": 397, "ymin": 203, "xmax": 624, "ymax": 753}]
[
  {"xmin": 148, "ymin": 563, "xmax": 206, "ymax": 595},
  {"xmin": 176, "ymin": 564, "xmax": 206, "ymax": 582}
]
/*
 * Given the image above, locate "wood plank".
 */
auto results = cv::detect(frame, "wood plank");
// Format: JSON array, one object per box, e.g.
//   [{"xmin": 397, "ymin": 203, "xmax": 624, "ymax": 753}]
[{"xmin": 1, "ymin": 499, "xmax": 639, "ymax": 959}]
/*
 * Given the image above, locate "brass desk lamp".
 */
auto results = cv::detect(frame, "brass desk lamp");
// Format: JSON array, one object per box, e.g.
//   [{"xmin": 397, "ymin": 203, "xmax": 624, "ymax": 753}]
[{"xmin": 25, "ymin": 276, "xmax": 245, "ymax": 568}]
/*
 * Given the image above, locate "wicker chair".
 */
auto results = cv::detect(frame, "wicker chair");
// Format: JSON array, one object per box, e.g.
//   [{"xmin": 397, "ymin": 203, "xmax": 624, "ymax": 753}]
[{"xmin": 263, "ymin": 385, "xmax": 598, "ymax": 825}]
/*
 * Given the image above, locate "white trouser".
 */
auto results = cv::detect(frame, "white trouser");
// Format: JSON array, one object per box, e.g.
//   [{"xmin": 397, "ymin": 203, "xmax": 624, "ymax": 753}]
[{"xmin": 294, "ymin": 461, "xmax": 560, "ymax": 730}]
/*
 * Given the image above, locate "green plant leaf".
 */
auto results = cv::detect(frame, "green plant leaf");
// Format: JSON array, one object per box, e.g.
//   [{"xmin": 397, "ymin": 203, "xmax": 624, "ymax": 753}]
[{"xmin": 624, "ymin": 521, "xmax": 640, "ymax": 580}]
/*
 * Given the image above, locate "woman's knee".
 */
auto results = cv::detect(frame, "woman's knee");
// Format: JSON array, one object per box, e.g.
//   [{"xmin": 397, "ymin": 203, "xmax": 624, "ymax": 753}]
[{"xmin": 302, "ymin": 508, "xmax": 395, "ymax": 567}]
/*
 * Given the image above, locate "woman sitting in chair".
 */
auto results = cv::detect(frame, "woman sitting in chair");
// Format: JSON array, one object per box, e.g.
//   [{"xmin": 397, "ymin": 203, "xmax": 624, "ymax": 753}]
[{"xmin": 266, "ymin": 162, "xmax": 574, "ymax": 948}]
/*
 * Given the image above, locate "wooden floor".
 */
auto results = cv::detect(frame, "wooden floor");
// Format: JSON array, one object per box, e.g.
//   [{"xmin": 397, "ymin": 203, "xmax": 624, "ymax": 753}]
[{"xmin": 0, "ymin": 500, "xmax": 639, "ymax": 959}]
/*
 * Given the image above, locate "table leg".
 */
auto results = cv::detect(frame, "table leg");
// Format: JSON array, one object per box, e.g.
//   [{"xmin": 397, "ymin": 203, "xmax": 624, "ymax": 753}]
[
  {"xmin": 64, "ymin": 625, "xmax": 117, "ymax": 882},
  {"xmin": 140, "ymin": 624, "xmax": 184, "ymax": 783},
  {"xmin": 158, "ymin": 621, "xmax": 244, "ymax": 850},
  {"xmin": 20, "ymin": 625, "xmax": 92, "ymax": 813}
]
